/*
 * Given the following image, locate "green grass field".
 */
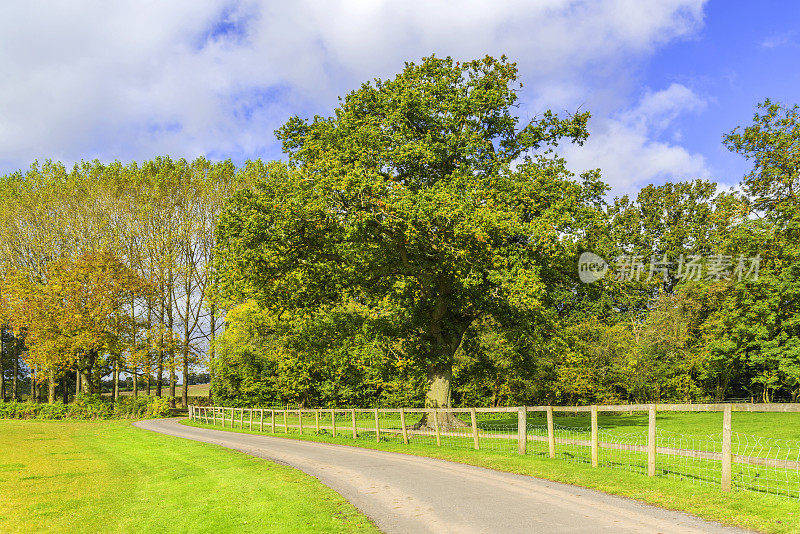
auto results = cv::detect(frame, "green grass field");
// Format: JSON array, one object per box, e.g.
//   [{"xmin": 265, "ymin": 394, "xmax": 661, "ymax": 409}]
[
  {"xmin": 185, "ymin": 411, "xmax": 800, "ymax": 534},
  {"xmin": 0, "ymin": 420, "xmax": 378, "ymax": 534}
]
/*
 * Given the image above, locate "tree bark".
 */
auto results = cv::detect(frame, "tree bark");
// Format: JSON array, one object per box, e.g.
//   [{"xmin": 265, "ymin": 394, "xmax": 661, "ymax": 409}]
[
  {"xmin": 157, "ymin": 293, "xmax": 164, "ymax": 397},
  {"xmin": 182, "ymin": 358, "xmax": 189, "ymax": 409},
  {"xmin": 0, "ymin": 327, "xmax": 5, "ymax": 402},
  {"xmin": 168, "ymin": 271, "xmax": 176, "ymax": 408},
  {"xmin": 47, "ymin": 370, "xmax": 56, "ymax": 404},
  {"xmin": 76, "ymin": 369, "xmax": 81, "ymax": 396},
  {"xmin": 113, "ymin": 359, "xmax": 120, "ymax": 401},
  {"xmin": 413, "ymin": 308, "xmax": 472, "ymax": 430},
  {"xmin": 133, "ymin": 367, "xmax": 138, "ymax": 398},
  {"xmin": 424, "ymin": 362, "xmax": 453, "ymax": 408},
  {"xmin": 182, "ymin": 277, "xmax": 191, "ymax": 409},
  {"xmin": 62, "ymin": 373, "xmax": 69, "ymax": 404},
  {"xmin": 156, "ymin": 347, "xmax": 163, "ymax": 397},
  {"xmin": 12, "ymin": 339, "xmax": 18, "ymax": 401},
  {"xmin": 209, "ymin": 297, "xmax": 215, "ymax": 405}
]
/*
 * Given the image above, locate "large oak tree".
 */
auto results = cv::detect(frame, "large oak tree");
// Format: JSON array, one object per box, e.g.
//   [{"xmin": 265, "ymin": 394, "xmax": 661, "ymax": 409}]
[{"xmin": 215, "ymin": 56, "xmax": 604, "ymax": 412}]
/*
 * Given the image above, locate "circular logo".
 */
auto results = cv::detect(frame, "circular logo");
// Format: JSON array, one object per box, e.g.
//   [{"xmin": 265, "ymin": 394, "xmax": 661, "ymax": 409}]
[{"xmin": 578, "ymin": 252, "xmax": 608, "ymax": 283}]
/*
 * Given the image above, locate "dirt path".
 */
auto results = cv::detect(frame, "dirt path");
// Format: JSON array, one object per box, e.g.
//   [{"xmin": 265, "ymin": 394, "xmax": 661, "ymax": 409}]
[{"xmin": 134, "ymin": 418, "xmax": 751, "ymax": 534}]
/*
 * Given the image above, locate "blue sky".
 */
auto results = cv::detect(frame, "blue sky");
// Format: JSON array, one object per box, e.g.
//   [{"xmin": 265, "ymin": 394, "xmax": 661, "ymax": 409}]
[
  {"xmin": 0, "ymin": 0, "xmax": 797, "ymax": 197},
  {"xmin": 640, "ymin": 0, "xmax": 800, "ymax": 192}
]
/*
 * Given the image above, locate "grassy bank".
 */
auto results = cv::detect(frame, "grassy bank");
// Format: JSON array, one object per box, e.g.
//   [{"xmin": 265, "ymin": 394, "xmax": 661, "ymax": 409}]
[
  {"xmin": 183, "ymin": 417, "xmax": 800, "ymax": 534},
  {"xmin": 0, "ymin": 420, "xmax": 378, "ymax": 533}
]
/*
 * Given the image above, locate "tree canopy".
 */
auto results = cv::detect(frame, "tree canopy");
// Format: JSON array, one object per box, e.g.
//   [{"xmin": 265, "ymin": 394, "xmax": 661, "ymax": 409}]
[{"xmin": 215, "ymin": 56, "xmax": 606, "ymax": 410}]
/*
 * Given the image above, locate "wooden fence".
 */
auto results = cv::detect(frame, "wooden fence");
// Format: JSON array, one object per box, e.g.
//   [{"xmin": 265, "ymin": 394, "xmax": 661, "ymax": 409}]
[{"xmin": 188, "ymin": 402, "xmax": 800, "ymax": 494}]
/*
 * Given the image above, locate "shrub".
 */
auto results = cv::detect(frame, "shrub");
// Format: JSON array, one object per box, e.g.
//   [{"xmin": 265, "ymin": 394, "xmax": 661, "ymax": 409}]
[
  {"xmin": 146, "ymin": 396, "xmax": 172, "ymax": 418},
  {"xmin": 37, "ymin": 402, "xmax": 70, "ymax": 420},
  {"xmin": 0, "ymin": 394, "xmax": 176, "ymax": 420},
  {"xmin": 66, "ymin": 393, "xmax": 113, "ymax": 419},
  {"xmin": 114, "ymin": 396, "xmax": 150, "ymax": 418}
]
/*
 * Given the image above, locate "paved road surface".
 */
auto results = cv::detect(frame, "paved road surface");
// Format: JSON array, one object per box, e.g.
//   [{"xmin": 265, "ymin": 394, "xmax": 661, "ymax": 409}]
[{"xmin": 134, "ymin": 418, "xmax": 751, "ymax": 534}]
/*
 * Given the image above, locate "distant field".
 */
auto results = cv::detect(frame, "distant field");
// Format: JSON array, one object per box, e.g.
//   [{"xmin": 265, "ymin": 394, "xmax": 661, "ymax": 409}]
[
  {"xmin": 231, "ymin": 408, "xmax": 800, "ymax": 440},
  {"xmin": 117, "ymin": 383, "xmax": 210, "ymax": 397},
  {"xmin": 0, "ymin": 420, "xmax": 377, "ymax": 533}
]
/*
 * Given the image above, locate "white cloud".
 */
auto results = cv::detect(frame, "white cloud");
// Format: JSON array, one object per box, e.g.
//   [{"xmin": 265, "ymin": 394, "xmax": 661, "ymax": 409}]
[
  {"xmin": 564, "ymin": 83, "xmax": 710, "ymax": 195},
  {"xmin": 0, "ymin": 0, "xmax": 707, "ymax": 189},
  {"xmin": 761, "ymin": 31, "xmax": 795, "ymax": 49}
]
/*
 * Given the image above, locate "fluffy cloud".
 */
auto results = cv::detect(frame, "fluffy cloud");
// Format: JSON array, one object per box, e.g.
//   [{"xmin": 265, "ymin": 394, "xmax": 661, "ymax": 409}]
[
  {"xmin": 564, "ymin": 83, "xmax": 711, "ymax": 194},
  {"xmin": 0, "ymin": 0, "xmax": 707, "ymax": 191}
]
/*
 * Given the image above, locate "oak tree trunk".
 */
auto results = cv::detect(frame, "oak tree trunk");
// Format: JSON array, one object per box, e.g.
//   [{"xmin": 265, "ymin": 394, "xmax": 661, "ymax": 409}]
[{"xmin": 413, "ymin": 310, "xmax": 472, "ymax": 430}]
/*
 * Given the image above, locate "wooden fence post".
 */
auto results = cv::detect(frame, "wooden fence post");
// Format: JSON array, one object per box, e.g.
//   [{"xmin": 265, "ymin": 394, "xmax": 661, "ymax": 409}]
[
  {"xmin": 271, "ymin": 410, "xmax": 276, "ymax": 433},
  {"xmin": 374, "ymin": 408, "xmax": 381, "ymax": 443},
  {"xmin": 240, "ymin": 408, "xmax": 244, "ymax": 429},
  {"xmin": 249, "ymin": 409, "xmax": 253, "ymax": 430},
  {"xmin": 400, "ymin": 408, "xmax": 409, "ymax": 445},
  {"xmin": 283, "ymin": 410, "xmax": 288, "ymax": 434},
  {"xmin": 547, "ymin": 406, "xmax": 555, "ymax": 459},
  {"xmin": 259, "ymin": 409, "xmax": 264, "ymax": 432},
  {"xmin": 212, "ymin": 407, "xmax": 217, "ymax": 426},
  {"xmin": 518, "ymin": 406, "xmax": 527, "ymax": 455},
  {"xmin": 298, "ymin": 410, "xmax": 303, "ymax": 434},
  {"xmin": 433, "ymin": 409, "xmax": 441, "ymax": 447},
  {"xmin": 648, "ymin": 404, "xmax": 656, "ymax": 477},
  {"xmin": 351, "ymin": 409, "xmax": 357, "ymax": 438},
  {"xmin": 591, "ymin": 405, "xmax": 599, "ymax": 467},
  {"xmin": 331, "ymin": 410, "xmax": 337, "ymax": 437},
  {"xmin": 470, "ymin": 407, "xmax": 480, "ymax": 450},
  {"xmin": 722, "ymin": 404, "xmax": 732, "ymax": 491},
  {"xmin": 315, "ymin": 410, "xmax": 320, "ymax": 433}
]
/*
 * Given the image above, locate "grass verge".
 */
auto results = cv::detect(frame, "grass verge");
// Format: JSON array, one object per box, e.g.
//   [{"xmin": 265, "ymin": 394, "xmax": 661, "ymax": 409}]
[
  {"xmin": 183, "ymin": 418, "xmax": 800, "ymax": 534},
  {"xmin": 0, "ymin": 420, "xmax": 378, "ymax": 534}
]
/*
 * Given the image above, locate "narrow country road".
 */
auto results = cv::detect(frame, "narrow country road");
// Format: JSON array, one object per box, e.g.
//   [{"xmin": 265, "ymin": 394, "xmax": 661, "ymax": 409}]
[{"xmin": 134, "ymin": 418, "xmax": 751, "ymax": 534}]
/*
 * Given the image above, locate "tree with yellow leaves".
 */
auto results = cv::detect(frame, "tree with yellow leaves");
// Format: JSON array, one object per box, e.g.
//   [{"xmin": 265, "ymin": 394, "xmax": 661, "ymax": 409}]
[{"xmin": 2, "ymin": 250, "xmax": 148, "ymax": 402}]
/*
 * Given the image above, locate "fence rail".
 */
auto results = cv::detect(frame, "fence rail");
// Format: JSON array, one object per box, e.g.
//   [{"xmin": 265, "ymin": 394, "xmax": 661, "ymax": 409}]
[{"xmin": 188, "ymin": 402, "xmax": 800, "ymax": 499}]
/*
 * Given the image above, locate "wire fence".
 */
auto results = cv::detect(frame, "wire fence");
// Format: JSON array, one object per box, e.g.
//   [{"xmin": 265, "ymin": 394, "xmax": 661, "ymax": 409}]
[{"xmin": 189, "ymin": 403, "xmax": 800, "ymax": 501}]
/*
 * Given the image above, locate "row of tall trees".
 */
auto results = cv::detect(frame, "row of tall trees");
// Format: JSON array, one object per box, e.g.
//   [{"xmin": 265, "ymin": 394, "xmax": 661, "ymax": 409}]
[{"xmin": 0, "ymin": 158, "xmax": 242, "ymax": 404}]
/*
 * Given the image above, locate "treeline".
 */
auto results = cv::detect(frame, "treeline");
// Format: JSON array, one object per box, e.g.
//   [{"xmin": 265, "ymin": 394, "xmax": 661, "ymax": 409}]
[
  {"xmin": 2, "ymin": 56, "xmax": 799, "ymax": 410},
  {"xmin": 210, "ymin": 58, "xmax": 800, "ymax": 408},
  {"xmin": 0, "ymin": 158, "xmax": 243, "ymax": 405}
]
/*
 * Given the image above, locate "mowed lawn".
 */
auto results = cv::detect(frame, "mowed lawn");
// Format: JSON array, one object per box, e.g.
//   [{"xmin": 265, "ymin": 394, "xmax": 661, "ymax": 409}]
[
  {"xmin": 187, "ymin": 410, "xmax": 800, "ymax": 534},
  {"xmin": 0, "ymin": 420, "xmax": 378, "ymax": 534}
]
